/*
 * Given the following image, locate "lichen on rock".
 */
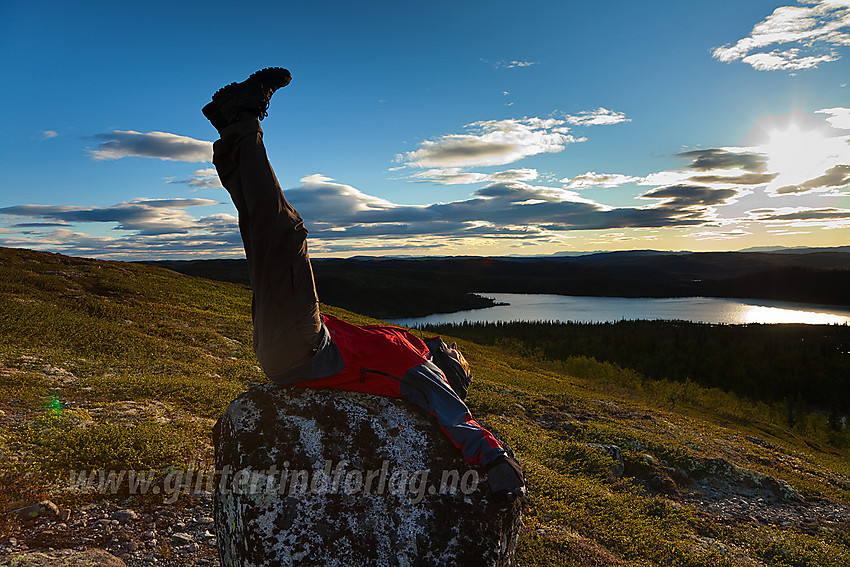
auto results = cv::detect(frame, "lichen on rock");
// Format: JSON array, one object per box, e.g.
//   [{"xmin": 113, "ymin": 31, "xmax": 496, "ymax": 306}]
[{"xmin": 214, "ymin": 384, "xmax": 523, "ymax": 566}]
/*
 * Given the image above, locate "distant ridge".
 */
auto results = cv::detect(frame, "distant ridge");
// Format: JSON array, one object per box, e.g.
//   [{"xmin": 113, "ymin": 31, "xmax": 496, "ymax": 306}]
[
  {"xmin": 738, "ymin": 245, "xmax": 850, "ymax": 254},
  {"xmin": 144, "ymin": 248, "xmax": 850, "ymax": 318}
]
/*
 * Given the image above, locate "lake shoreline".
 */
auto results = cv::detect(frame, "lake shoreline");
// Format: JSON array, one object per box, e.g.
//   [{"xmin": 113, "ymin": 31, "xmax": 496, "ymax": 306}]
[{"xmin": 387, "ymin": 292, "xmax": 850, "ymax": 327}]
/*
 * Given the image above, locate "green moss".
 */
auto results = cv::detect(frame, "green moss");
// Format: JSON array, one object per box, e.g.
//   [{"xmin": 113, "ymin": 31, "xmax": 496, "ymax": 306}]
[
  {"xmin": 20, "ymin": 410, "xmax": 185, "ymax": 475},
  {"xmin": 738, "ymin": 525, "xmax": 850, "ymax": 567}
]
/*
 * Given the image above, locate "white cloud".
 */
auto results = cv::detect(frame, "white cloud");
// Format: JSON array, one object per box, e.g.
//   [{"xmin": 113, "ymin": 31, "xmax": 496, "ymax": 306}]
[
  {"xmin": 638, "ymin": 170, "xmax": 694, "ymax": 187},
  {"xmin": 563, "ymin": 108, "xmax": 631, "ymax": 126},
  {"xmin": 5, "ymin": 169, "xmax": 844, "ymax": 258},
  {"xmin": 400, "ymin": 118, "xmax": 583, "ymax": 169},
  {"xmin": 41, "ymin": 130, "xmax": 58, "ymax": 139},
  {"xmin": 562, "ymin": 172, "xmax": 642, "ymax": 189},
  {"xmin": 291, "ymin": 175, "xmax": 404, "ymax": 224},
  {"xmin": 409, "ymin": 167, "xmax": 539, "ymax": 185},
  {"xmin": 89, "ymin": 130, "xmax": 213, "ymax": 162},
  {"xmin": 494, "ymin": 60, "xmax": 537, "ymax": 69},
  {"xmin": 282, "ymin": 176, "xmax": 742, "ymax": 240},
  {"xmin": 712, "ymin": 1, "xmax": 850, "ymax": 70},
  {"xmin": 742, "ymin": 49, "xmax": 839, "ymax": 70},
  {"xmin": 0, "ymin": 198, "xmax": 219, "ymax": 236},
  {"xmin": 687, "ymin": 229, "xmax": 752, "ymax": 241},
  {"xmin": 397, "ymin": 111, "xmax": 628, "ymax": 185},
  {"xmin": 816, "ymin": 106, "xmax": 850, "ymax": 129},
  {"xmin": 0, "ymin": 201, "xmax": 241, "ymax": 260},
  {"xmin": 486, "ymin": 168, "xmax": 540, "ymax": 183},
  {"xmin": 8, "ymin": 104, "xmax": 850, "ymax": 257},
  {"xmin": 0, "ymin": 226, "xmax": 244, "ymax": 260}
]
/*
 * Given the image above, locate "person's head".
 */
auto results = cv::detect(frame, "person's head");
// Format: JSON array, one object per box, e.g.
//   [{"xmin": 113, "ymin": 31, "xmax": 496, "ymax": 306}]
[
  {"xmin": 425, "ymin": 337, "xmax": 472, "ymax": 400},
  {"xmin": 446, "ymin": 342, "xmax": 470, "ymax": 376}
]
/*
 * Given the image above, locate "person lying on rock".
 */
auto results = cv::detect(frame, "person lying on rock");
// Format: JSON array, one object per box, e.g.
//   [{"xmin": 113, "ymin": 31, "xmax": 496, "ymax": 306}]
[{"xmin": 202, "ymin": 68, "xmax": 527, "ymax": 505}]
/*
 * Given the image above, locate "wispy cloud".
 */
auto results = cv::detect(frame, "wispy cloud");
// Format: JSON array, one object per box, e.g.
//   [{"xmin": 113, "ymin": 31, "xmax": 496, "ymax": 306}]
[
  {"xmin": 167, "ymin": 168, "xmax": 223, "ymax": 189},
  {"xmin": 563, "ymin": 108, "xmax": 631, "ymax": 126},
  {"xmin": 3, "ymin": 168, "xmax": 846, "ymax": 258},
  {"xmin": 775, "ymin": 164, "xmax": 850, "ymax": 194},
  {"xmin": 408, "ymin": 168, "xmax": 539, "ymax": 185},
  {"xmin": 398, "ymin": 118, "xmax": 582, "ymax": 169},
  {"xmin": 712, "ymin": 0, "xmax": 850, "ymax": 71},
  {"xmin": 688, "ymin": 173, "xmax": 779, "ymax": 185},
  {"xmin": 688, "ymin": 228, "xmax": 752, "ymax": 241},
  {"xmin": 0, "ymin": 226, "xmax": 244, "ymax": 260},
  {"xmin": 0, "ymin": 200, "xmax": 239, "ymax": 259},
  {"xmin": 676, "ymin": 149, "xmax": 768, "ymax": 172},
  {"xmin": 491, "ymin": 60, "xmax": 537, "ymax": 69},
  {"xmin": 89, "ymin": 131, "xmax": 213, "ymax": 162},
  {"xmin": 748, "ymin": 206, "xmax": 850, "ymax": 222},
  {"xmin": 562, "ymin": 172, "xmax": 642, "ymax": 189},
  {"xmin": 0, "ymin": 198, "xmax": 220, "ymax": 236},
  {"xmin": 397, "ymin": 112, "xmax": 630, "ymax": 185},
  {"xmin": 638, "ymin": 184, "xmax": 743, "ymax": 210},
  {"xmin": 41, "ymin": 130, "xmax": 58, "ymax": 139},
  {"xmin": 10, "ymin": 222, "xmax": 70, "ymax": 228}
]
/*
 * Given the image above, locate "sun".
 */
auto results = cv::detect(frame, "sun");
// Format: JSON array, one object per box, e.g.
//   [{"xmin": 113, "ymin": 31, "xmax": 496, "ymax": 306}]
[{"xmin": 759, "ymin": 123, "xmax": 839, "ymax": 188}]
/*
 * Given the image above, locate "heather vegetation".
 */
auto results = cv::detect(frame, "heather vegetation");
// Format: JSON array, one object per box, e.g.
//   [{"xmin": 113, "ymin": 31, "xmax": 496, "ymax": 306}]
[{"xmin": 2, "ymin": 246, "xmax": 849, "ymax": 566}]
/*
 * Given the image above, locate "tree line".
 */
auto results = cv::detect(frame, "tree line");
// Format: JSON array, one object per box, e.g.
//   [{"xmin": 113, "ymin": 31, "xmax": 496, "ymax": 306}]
[{"xmin": 422, "ymin": 320, "xmax": 850, "ymax": 418}]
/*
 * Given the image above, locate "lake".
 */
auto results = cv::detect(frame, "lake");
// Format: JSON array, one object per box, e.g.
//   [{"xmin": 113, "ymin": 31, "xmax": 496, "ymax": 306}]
[{"xmin": 387, "ymin": 293, "xmax": 850, "ymax": 327}]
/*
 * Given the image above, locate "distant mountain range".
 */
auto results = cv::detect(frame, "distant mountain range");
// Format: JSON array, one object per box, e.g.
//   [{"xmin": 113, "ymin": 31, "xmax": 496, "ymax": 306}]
[{"xmin": 145, "ymin": 248, "xmax": 850, "ymax": 318}]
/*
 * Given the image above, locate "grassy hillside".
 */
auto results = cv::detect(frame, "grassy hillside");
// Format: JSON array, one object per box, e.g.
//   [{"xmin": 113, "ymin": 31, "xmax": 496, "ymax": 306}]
[{"xmin": 1, "ymin": 246, "xmax": 849, "ymax": 566}]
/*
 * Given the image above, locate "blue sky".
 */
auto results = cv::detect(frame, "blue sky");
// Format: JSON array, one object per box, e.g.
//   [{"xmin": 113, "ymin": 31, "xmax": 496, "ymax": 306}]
[{"xmin": 1, "ymin": 0, "xmax": 849, "ymax": 259}]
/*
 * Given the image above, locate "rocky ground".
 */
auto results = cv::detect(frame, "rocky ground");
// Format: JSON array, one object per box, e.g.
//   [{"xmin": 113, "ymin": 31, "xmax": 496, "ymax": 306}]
[
  {"xmin": 2, "ymin": 393, "xmax": 849, "ymax": 565},
  {"xmin": 1, "ymin": 495, "xmax": 218, "ymax": 566},
  {"xmin": 0, "ymin": 356, "xmax": 222, "ymax": 566},
  {"xmin": 4, "ymin": 442, "xmax": 849, "ymax": 566},
  {"xmin": 531, "ymin": 402, "xmax": 850, "ymax": 549}
]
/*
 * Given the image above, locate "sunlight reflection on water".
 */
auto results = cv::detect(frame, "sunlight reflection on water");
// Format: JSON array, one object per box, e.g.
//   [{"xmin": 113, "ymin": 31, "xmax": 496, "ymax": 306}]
[
  {"xmin": 741, "ymin": 305, "xmax": 850, "ymax": 325},
  {"xmin": 387, "ymin": 294, "xmax": 850, "ymax": 327}
]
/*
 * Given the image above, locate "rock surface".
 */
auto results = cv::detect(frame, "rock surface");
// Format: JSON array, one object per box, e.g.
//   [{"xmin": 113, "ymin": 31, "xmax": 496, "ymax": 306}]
[
  {"xmin": 13, "ymin": 502, "xmax": 58, "ymax": 522},
  {"xmin": 214, "ymin": 384, "xmax": 524, "ymax": 567}
]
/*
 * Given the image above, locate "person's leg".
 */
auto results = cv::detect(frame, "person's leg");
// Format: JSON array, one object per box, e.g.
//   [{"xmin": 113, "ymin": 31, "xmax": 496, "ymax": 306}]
[
  {"xmin": 213, "ymin": 119, "xmax": 324, "ymax": 376},
  {"xmin": 400, "ymin": 362, "xmax": 527, "ymax": 502},
  {"xmin": 204, "ymin": 67, "xmax": 326, "ymax": 377}
]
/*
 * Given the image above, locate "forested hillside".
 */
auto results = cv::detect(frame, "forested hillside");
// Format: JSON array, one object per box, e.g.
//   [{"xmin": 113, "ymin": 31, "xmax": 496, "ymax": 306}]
[
  {"xmin": 423, "ymin": 320, "xmax": 850, "ymax": 440},
  {"xmin": 148, "ymin": 249, "xmax": 850, "ymax": 318}
]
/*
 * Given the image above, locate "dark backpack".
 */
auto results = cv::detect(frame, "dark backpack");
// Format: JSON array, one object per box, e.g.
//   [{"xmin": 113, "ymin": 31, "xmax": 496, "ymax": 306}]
[{"xmin": 424, "ymin": 337, "xmax": 472, "ymax": 401}]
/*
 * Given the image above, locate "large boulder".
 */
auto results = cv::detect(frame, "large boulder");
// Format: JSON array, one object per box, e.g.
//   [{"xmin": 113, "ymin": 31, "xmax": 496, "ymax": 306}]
[{"xmin": 214, "ymin": 384, "xmax": 523, "ymax": 566}]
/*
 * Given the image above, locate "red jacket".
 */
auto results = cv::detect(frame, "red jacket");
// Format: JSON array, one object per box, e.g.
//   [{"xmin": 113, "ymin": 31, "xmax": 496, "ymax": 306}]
[
  {"xmin": 292, "ymin": 314, "xmax": 503, "ymax": 465},
  {"xmin": 293, "ymin": 314, "xmax": 435, "ymax": 396}
]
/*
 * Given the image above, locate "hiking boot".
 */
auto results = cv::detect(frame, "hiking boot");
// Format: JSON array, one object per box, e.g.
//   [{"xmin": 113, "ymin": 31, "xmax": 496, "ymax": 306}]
[
  {"xmin": 202, "ymin": 67, "xmax": 292, "ymax": 131},
  {"xmin": 486, "ymin": 456, "xmax": 528, "ymax": 506}
]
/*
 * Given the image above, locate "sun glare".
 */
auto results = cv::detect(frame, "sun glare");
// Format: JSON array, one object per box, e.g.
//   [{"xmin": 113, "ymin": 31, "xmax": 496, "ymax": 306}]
[
  {"xmin": 760, "ymin": 124, "xmax": 838, "ymax": 188},
  {"xmin": 742, "ymin": 305, "xmax": 850, "ymax": 325}
]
